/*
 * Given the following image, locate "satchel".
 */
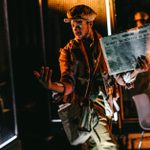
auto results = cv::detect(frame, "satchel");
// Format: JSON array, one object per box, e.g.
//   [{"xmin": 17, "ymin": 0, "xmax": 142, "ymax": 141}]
[
  {"xmin": 79, "ymin": 102, "xmax": 98, "ymax": 132},
  {"xmin": 58, "ymin": 103, "xmax": 95, "ymax": 145}
]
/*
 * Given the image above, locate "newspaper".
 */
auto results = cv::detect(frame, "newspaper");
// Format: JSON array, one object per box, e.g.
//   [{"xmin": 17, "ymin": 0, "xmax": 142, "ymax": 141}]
[{"xmin": 100, "ymin": 24, "xmax": 150, "ymax": 75}]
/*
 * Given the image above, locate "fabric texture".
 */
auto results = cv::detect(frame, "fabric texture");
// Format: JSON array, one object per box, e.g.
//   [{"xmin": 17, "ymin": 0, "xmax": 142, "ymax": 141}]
[{"xmin": 58, "ymin": 102, "xmax": 99, "ymax": 145}]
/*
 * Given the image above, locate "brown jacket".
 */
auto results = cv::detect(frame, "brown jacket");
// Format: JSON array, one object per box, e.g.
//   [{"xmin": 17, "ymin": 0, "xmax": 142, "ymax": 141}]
[{"xmin": 59, "ymin": 30, "xmax": 114, "ymax": 104}]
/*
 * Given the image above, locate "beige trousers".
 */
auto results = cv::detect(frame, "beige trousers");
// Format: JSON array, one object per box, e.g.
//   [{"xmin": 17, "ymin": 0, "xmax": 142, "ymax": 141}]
[{"xmin": 81, "ymin": 117, "xmax": 118, "ymax": 150}]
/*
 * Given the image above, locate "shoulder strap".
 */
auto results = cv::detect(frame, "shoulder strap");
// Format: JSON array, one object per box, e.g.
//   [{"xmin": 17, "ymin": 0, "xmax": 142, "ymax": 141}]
[
  {"xmin": 78, "ymin": 33, "xmax": 103, "ymax": 101},
  {"xmin": 84, "ymin": 45, "xmax": 102, "ymax": 99}
]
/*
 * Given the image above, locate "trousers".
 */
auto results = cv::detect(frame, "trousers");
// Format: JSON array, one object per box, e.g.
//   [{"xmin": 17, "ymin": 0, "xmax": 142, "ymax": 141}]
[
  {"xmin": 81, "ymin": 115, "xmax": 118, "ymax": 150},
  {"xmin": 81, "ymin": 96, "xmax": 119, "ymax": 150}
]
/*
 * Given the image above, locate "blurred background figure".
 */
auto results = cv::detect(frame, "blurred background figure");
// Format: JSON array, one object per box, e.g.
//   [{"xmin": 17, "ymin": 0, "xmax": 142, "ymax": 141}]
[
  {"xmin": 132, "ymin": 10, "xmax": 150, "ymax": 93},
  {"xmin": 134, "ymin": 11, "xmax": 150, "ymax": 27}
]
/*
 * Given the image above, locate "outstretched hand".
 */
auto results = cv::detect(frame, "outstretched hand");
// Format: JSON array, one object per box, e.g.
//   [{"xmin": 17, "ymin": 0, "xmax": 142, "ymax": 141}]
[
  {"xmin": 33, "ymin": 66, "xmax": 65, "ymax": 104},
  {"xmin": 33, "ymin": 66, "xmax": 52, "ymax": 90}
]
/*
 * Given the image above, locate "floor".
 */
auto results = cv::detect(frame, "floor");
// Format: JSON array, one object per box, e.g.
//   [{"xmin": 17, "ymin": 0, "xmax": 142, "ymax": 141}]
[
  {"xmin": 15, "ymin": 101, "xmax": 150, "ymax": 150},
  {"xmin": 17, "ymin": 112, "xmax": 150, "ymax": 150}
]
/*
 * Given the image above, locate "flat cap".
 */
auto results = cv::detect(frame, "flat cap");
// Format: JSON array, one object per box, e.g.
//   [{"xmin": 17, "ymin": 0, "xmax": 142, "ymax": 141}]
[{"xmin": 64, "ymin": 4, "xmax": 97, "ymax": 23}]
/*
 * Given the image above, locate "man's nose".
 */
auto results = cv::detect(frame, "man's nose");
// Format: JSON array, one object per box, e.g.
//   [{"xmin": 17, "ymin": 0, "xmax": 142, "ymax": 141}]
[{"xmin": 73, "ymin": 25, "xmax": 81, "ymax": 31}]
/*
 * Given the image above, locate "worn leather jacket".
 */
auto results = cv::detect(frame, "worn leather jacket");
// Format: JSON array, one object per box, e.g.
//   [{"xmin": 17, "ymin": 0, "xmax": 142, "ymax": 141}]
[{"xmin": 59, "ymin": 30, "xmax": 115, "ymax": 104}]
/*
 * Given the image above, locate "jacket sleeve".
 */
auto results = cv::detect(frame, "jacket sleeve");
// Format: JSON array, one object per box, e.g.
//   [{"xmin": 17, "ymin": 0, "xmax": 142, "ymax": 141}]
[{"xmin": 59, "ymin": 45, "xmax": 76, "ymax": 95}]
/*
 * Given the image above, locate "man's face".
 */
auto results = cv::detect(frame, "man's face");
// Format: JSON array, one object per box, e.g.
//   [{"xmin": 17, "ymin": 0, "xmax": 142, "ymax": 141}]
[{"xmin": 70, "ymin": 19, "xmax": 91, "ymax": 40}]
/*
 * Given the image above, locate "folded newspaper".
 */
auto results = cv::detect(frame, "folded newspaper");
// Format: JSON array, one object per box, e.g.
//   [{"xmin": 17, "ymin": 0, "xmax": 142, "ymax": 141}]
[{"xmin": 100, "ymin": 24, "xmax": 150, "ymax": 75}]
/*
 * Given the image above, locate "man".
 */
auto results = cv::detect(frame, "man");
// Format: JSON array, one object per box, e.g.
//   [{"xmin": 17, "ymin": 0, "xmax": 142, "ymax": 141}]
[
  {"xmin": 134, "ymin": 11, "xmax": 150, "ymax": 27},
  {"xmin": 120, "ymin": 11, "xmax": 150, "ymax": 93},
  {"xmin": 34, "ymin": 4, "xmax": 149, "ymax": 150},
  {"xmin": 117, "ymin": 11, "xmax": 150, "ymax": 121},
  {"xmin": 133, "ymin": 11, "xmax": 150, "ymax": 93}
]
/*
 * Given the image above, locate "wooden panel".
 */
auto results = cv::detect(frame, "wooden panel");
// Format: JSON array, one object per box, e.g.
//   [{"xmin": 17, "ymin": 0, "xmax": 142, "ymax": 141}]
[{"xmin": 127, "ymin": 132, "xmax": 150, "ymax": 149}]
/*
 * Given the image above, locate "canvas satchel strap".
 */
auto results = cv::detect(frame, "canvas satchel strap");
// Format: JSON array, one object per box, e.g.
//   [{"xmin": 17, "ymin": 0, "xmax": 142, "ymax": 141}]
[
  {"xmin": 82, "ymin": 42, "xmax": 102, "ymax": 100},
  {"xmin": 79, "ymin": 41, "xmax": 102, "ymax": 131},
  {"xmin": 80, "ymin": 41, "xmax": 102, "ymax": 103}
]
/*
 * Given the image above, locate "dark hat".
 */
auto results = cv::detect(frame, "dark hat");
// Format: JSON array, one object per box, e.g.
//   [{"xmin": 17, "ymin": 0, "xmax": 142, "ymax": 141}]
[{"xmin": 64, "ymin": 4, "xmax": 97, "ymax": 23}]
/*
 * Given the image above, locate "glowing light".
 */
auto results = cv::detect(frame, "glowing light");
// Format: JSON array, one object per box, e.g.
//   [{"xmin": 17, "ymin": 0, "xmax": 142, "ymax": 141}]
[
  {"xmin": 47, "ymin": 0, "xmax": 101, "ymax": 16},
  {"xmin": 0, "ymin": 135, "xmax": 17, "ymax": 149},
  {"xmin": 47, "ymin": 0, "xmax": 113, "ymax": 34},
  {"xmin": 51, "ymin": 119, "xmax": 62, "ymax": 122},
  {"xmin": 39, "ymin": 0, "xmax": 42, "ymax": 6},
  {"xmin": 105, "ymin": 0, "xmax": 112, "ymax": 35}
]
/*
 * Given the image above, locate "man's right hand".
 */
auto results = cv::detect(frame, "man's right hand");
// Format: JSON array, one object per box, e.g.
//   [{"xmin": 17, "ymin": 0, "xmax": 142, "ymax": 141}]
[
  {"xmin": 33, "ymin": 66, "xmax": 52, "ymax": 90},
  {"xmin": 33, "ymin": 66, "xmax": 65, "ymax": 93}
]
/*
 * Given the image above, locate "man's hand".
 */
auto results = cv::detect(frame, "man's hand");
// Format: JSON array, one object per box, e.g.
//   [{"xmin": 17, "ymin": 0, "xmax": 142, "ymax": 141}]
[
  {"xmin": 114, "ymin": 74, "xmax": 126, "ymax": 86},
  {"xmin": 114, "ymin": 73, "xmax": 135, "ymax": 89},
  {"xmin": 114, "ymin": 55, "xmax": 150, "ymax": 89},
  {"xmin": 33, "ymin": 66, "xmax": 52, "ymax": 90},
  {"xmin": 33, "ymin": 66, "xmax": 65, "ymax": 93},
  {"xmin": 33, "ymin": 67, "xmax": 65, "ymax": 104}
]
